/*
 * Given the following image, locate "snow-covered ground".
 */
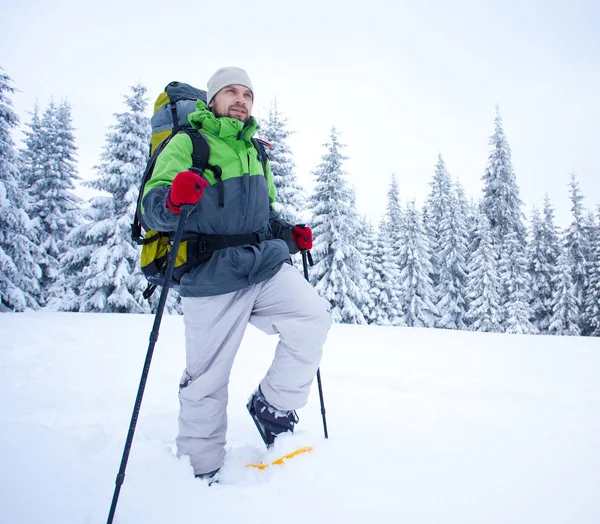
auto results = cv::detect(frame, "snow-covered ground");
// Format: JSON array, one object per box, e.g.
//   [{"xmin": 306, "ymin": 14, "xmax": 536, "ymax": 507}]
[{"xmin": 1, "ymin": 312, "xmax": 599, "ymax": 524}]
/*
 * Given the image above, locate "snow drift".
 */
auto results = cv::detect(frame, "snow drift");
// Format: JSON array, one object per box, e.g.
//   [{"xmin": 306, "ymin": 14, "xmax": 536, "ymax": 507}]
[{"xmin": 1, "ymin": 312, "xmax": 599, "ymax": 524}]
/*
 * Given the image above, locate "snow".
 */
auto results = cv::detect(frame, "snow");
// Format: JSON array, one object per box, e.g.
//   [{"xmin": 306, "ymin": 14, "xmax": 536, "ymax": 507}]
[{"xmin": 1, "ymin": 312, "xmax": 599, "ymax": 524}]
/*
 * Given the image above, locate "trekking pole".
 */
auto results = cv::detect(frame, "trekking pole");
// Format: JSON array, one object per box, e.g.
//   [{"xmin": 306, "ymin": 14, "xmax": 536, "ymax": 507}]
[
  {"xmin": 107, "ymin": 204, "xmax": 193, "ymax": 524},
  {"xmin": 301, "ymin": 249, "xmax": 329, "ymax": 439}
]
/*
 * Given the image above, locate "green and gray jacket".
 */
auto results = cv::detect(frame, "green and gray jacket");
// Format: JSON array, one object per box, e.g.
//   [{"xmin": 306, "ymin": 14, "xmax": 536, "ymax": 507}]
[{"xmin": 142, "ymin": 100, "xmax": 298, "ymax": 297}]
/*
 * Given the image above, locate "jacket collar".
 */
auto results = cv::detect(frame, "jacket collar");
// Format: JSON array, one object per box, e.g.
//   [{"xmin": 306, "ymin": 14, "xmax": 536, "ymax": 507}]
[{"xmin": 188, "ymin": 100, "xmax": 258, "ymax": 141}]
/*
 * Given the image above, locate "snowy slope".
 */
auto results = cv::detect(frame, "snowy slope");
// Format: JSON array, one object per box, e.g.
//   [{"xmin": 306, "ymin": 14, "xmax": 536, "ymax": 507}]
[{"xmin": 1, "ymin": 312, "xmax": 599, "ymax": 524}]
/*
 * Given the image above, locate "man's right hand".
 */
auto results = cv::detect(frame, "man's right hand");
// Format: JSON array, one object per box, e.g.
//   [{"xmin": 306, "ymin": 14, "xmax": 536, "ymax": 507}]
[{"xmin": 167, "ymin": 170, "xmax": 208, "ymax": 214}]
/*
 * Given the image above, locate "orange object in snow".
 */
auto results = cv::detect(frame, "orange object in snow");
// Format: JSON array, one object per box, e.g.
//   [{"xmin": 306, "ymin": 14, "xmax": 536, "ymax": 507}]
[{"xmin": 246, "ymin": 446, "xmax": 313, "ymax": 470}]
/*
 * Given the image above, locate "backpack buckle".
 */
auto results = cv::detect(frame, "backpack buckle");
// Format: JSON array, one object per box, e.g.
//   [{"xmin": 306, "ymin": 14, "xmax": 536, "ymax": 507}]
[
  {"xmin": 197, "ymin": 240, "xmax": 207, "ymax": 254},
  {"xmin": 189, "ymin": 163, "xmax": 204, "ymax": 175}
]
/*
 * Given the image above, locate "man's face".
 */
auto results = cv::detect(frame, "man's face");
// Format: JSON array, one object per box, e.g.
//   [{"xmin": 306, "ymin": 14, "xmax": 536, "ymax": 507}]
[{"xmin": 209, "ymin": 84, "xmax": 253, "ymax": 124}]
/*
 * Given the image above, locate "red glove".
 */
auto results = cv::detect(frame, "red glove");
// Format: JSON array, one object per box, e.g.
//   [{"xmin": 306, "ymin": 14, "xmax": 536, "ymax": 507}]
[
  {"xmin": 166, "ymin": 170, "xmax": 208, "ymax": 214},
  {"xmin": 292, "ymin": 225, "xmax": 313, "ymax": 250}
]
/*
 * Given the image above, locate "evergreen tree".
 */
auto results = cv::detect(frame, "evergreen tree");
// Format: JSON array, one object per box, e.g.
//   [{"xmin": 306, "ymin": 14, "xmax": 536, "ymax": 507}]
[
  {"xmin": 51, "ymin": 201, "xmax": 110, "ymax": 311},
  {"xmin": 481, "ymin": 106, "xmax": 526, "ymax": 249},
  {"xmin": 386, "ymin": 173, "xmax": 404, "ymax": 255},
  {"xmin": 528, "ymin": 207, "xmax": 544, "ymax": 302},
  {"xmin": 19, "ymin": 101, "xmax": 44, "ymax": 187},
  {"xmin": 499, "ymin": 230, "xmax": 538, "ymax": 334},
  {"xmin": 456, "ymin": 179, "xmax": 478, "ymax": 278},
  {"xmin": 464, "ymin": 209, "xmax": 503, "ymax": 332},
  {"xmin": 362, "ymin": 174, "xmax": 406, "ymax": 327},
  {"xmin": 581, "ymin": 209, "xmax": 598, "ymax": 334},
  {"xmin": 259, "ymin": 100, "xmax": 305, "ymax": 224},
  {"xmin": 53, "ymin": 84, "xmax": 151, "ymax": 313},
  {"xmin": 356, "ymin": 218, "xmax": 376, "ymax": 323},
  {"xmin": 309, "ymin": 127, "xmax": 368, "ymax": 324},
  {"xmin": 436, "ymin": 185, "xmax": 468, "ymax": 330},
  {"xmin": 421, "ymin": 201, "xmax": 437, "ymax": 283},
  {"xmin": 584, "ymin": 207, "xmax": 600, "ymax": 336},
  {"xmin": 360, "ymin": 220, "xmax": 378, "ymax": 324},
  {"xmin": 425, "ymin": 154, "xmax": 453, "ymax": 287},
  {"xmin": 564, "ymin": 172, "xmax": 589, "ymax": 332},
  {"xmin": 19, "ymin": 102, "xmax": 48, "ymax": 305},
  {"xmin": 528, "ymin": 197, "xmax": 561, "ymax": 333},
  {"xmin": 398, "ymin": 201, "xmax": 437, "ymax": 327},
  {"xmin": 549, "ymin": 250, "xmax": 581, "ymax": 336},
  {"xmin": 0, "ymin": 68, "xmax": 42, "ymax": 310},
  {"xmin": 464, "ymin": 198, "xmax": 479, "ymax": 268},
  {"xmin": 454, "ymin": 179, "xmax": 471, "ymax": 219},
  {"xmin": 28, "ymin": 100, "xmax": 81, "ymax": 303},
  {"xmin": 385, "ymin": 173, "xmax": 406, "ymax": 311},
  {"xmin": 371, "ymin": 218, "xmax": 403, "ymax": 326}
]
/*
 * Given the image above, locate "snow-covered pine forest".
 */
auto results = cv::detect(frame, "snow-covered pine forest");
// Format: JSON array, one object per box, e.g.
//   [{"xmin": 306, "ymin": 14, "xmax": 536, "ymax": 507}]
[{"xmin": 1, "ymin": 68, "xmax": 599, "ymax": 336}]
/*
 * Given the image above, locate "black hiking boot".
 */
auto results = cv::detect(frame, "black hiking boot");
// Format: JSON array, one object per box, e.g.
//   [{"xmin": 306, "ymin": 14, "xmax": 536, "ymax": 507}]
[
  {"xmin": 195, "ymin": 468, "xmax": 220, "ymax": 485},
  {"xmin": 246, "ymin": 387, "xmax": 299, "ymax": 447}
]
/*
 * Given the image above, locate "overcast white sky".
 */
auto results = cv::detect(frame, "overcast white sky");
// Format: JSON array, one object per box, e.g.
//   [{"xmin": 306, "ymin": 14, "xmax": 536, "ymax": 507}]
[{"xmin": 3, "ymin": 0, "xmax": 599, "ymax": 227}]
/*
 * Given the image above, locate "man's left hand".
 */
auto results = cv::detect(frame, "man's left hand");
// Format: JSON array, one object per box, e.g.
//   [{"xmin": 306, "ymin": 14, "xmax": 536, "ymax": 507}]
[{"xmin": 292, "ymin": 225, "xmax": 313, "ymax": 250}]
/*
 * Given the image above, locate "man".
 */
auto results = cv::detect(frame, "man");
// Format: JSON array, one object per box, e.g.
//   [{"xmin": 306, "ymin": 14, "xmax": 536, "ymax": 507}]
[{"xmin": 141, "ymin": 67, "xmax": 332, "ymax": 481}]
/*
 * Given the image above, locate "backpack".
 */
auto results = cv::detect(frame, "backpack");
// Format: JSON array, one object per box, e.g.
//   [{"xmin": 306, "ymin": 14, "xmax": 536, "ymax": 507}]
[{"xmin": 131, "ymin": 81, "xmax": 269, "ymax": 299}]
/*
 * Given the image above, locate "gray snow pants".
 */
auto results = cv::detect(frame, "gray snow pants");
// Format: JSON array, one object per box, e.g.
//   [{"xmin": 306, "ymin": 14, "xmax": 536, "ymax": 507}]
[{"xmin": 175, "ymin": 263, "xmax": 332, "ymax": 475}]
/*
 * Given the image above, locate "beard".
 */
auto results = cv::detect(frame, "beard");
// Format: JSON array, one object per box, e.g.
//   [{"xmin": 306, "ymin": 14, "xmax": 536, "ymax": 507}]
[{"xmin": 211, "ymin": 102, "xmax": 250, "ymax": 124}]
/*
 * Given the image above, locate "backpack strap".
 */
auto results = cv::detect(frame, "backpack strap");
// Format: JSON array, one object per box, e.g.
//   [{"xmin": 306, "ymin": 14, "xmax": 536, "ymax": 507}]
[
  {"xmin": 132, "ymin": 135, "xmax": 174, "ymax": 244},
  {"xmin": 180, "ymin": 128, "xmax": 210, "ymax": 172},
  {"xmin": 181, "ymin": 128, "xmax": 225, "ymax": 207},
  {"xmin": 189, "ymin": 232, "xmax": 269, "ymax": 254},
  {"xmin": 252, "ymin": 138, "xmax": 269, "ymax": 176},
  {"xmin": 170, "ymin": 101, "xmax": 181, "ymax": 135}
]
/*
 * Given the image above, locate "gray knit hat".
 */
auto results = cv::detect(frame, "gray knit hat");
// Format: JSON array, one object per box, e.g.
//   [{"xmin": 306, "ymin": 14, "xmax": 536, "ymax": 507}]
[{"xmin": 207, "ymin": 67, "xmax": 254, "ymax": 106}]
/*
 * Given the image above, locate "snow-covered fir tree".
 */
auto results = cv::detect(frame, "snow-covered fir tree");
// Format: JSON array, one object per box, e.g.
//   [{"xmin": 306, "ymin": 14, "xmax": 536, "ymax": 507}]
[
  {"xmin": 0, "ymin": 68, "xmax": 42, "ymax": 311},
  {"xmin": 19, "ymin": 101, "xmax": 48, "ymax": 305},
  {"xmin": 19, "ymin": 101, "xmax": 44, "ymax": 187},
  {"xmin": 425, "ymin": 154, "xmax": 453, "ymax": 288},
  {"xmin": 436, "ymin": 184, "xmax": 468, "ymax": 330},
  {"xmin": 27, "ymin": 100, "xmax": 81, "ymax": 304},
  {"xmin": 386, "ymin": 173, "xmax": 404, "ymax": 258},
  {"xmin": 360, "ymin": 220, "xmax": 378, "ymax": 324},
  {"xmin": 370, "ymin": 218, "xmax": 403, "ymax": 326},
  {"xmin": 541, "ymin": 197, "xmax": 564, "ymax": 321},
  {"xmin": 51, "ymin": 201, "xmax": 110, "ymax": 311},
  {"xmin": 481, "ymin": 106, "xmax": 526, "ymax": 250},
  {"xmin": 499, "ymin": 230, "xmax": 538, "ymax": 334},
  {"xmin": 584, "ymin": 206, "xmax": 600, "ymax": 336},
  {"xmin": 528, "ymin": 197, "xmax": 561, "ymax": 333},
  {"xmin": 356, "ymin": 218, "xmax": 376, "ymax": 323},
  {"xmin": 259, "ymin": 100, "xmax": 305, "ymax": 224},
  {"xmin": 455, "ymin": 178, "xmax": 477, "ymax": 269},
  {"xmin": 548, "ymin": 250, "xmax": 581, "ymax": 336},
  {"xmin": 53, "ymin": 84, "xmax": 152, "ymax": 313},
  {"xmin": 398, "ymin": 201, "xmax": 437, "ymax": 327},
  {"xmin": 309, "ymin": 127, "xmax": 368, "ymax": 324},
  {"xmin": 464, "ymin": 208, "xmax": 503, "ymax": 332},
  {"xmin": 387, "ymin": 174, "xmax": 403, "ymax": 224},
  {"xmin": 368, "ymin": 174, "xmax": 406, "ymax": 326},
  {"xmin": 454, "ymin": 179, "xmax": 471, "ymax": 221},
  {"xmin": 564, "ymin": 172, "xmax": 590, "ymax": 333},
  {"xmin": 581, "ymin": 209, "xmax": 598, "ymax": 335}
]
